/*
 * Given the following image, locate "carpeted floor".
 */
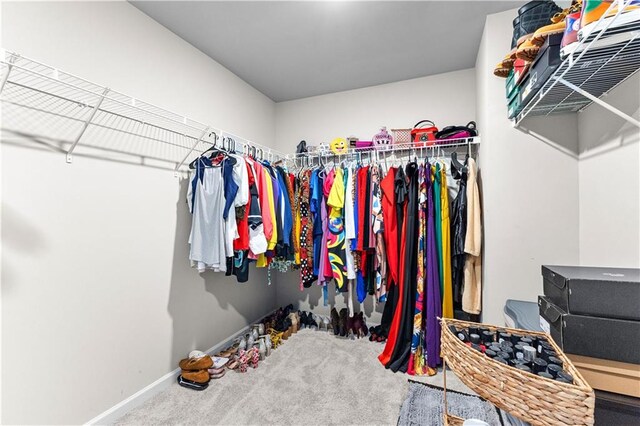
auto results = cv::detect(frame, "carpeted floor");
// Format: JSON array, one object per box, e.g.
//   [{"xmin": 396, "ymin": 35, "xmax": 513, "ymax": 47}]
[{"xmin": 116, "ymin": 328, "xmax": 470, "ymax": 425}]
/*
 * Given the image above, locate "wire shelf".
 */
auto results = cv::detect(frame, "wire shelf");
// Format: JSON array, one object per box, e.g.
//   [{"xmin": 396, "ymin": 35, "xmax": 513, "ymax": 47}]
[
  {"xmin": 0, "ymin": 50, "xmax": 285, "ymax": 171},
  {"xmin": 287, "ymin": 137, "xmax": 480, "ymax": 167},
  {"xmin": 514, "ymin": 2, "xmax": 640, "ymax": 125}
]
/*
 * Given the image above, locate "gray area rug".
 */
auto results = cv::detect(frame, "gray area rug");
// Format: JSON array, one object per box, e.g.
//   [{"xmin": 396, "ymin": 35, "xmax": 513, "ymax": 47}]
[
  {"xmin": 398, "ymin": 381, "xmax": 510, "ymax": 426},
  {"xmin": 116, "ymin": 328, "xmax": 469, "ymax": 425}
]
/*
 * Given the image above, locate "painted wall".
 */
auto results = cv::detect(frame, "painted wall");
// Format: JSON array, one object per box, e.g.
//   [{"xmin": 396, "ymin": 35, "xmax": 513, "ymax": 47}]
[
  {"xmin": 273, "ymin": 69, "xmax": 477, "ymax": 321},
  {"xmin": 1, "ymin": 2, "xmax": 277, "ymax": 424},
  {"xmin": 577, "ymin": 73, "xmax": 640, "ymax": 267},
  {"xmin": 475, "ymin": 9, "xmax": 580, "ymax": 325}
]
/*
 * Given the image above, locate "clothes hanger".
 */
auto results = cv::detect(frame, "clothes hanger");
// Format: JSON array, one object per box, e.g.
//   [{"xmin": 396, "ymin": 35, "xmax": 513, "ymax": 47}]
[{"xmin": 188, "ymin": 132, "xmax": 221, "ymax": 169}]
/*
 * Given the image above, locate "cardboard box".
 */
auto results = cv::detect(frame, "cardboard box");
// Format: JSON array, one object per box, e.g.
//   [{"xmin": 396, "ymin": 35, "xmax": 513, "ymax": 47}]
[
  {"xmin": 542, "ymin": 265, "xmax": 640, "ymax": 321},
  {"xmin": 567, "ymin": 353, "xmax": 640, "ymax": 398}
]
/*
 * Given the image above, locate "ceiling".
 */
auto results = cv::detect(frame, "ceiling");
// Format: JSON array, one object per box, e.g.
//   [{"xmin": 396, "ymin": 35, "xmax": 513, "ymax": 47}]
[{"xmin": 132, "ymin": 1, "xmax": 524, "ymax": 102}]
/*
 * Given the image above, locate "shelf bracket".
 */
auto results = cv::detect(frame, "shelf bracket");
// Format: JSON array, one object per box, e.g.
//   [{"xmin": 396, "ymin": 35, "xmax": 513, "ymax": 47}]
[
  {"xmin": 555, "ymin": 77, "xmax": 640, "ymax": 128},
  {"xmin": 174, "ymin": 126, "xmax": 211, "ymax": 172},
  {"xmin": 66, "ymin": 87, "xmax": 110, "ymax": 163},
  {"xmin": 0, "ymin": 53, "xmax": 16, "ymax": 96}
]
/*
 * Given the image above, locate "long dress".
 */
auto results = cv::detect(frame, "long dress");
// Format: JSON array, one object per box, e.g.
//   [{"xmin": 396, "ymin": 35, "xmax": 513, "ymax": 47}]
[
  {"xmin": 386, "ymin": 162, "xmax": 419, "ymax": 373},
  {"xmin": 425, "ymin": 162, "xmax": 442, "ymax": 369},
  {"xmin": 408, "ymin": 163, "xmax": 428, "ymax": 376}
]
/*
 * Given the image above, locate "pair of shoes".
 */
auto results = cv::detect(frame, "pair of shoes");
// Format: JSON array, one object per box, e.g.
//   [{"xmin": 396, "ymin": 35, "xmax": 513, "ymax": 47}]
[
  {"xmin": 208, "ymin": 366, "xmax": 226, "ymax": 379},
  {"xmin": 179, "ymin": 356, "xmax": 213, "ymax": 371},
  {"xmin": 330, "ymin": 308, "xmax": 340, "ymax": 335},
  {"xmin": 177, "ymin": 375, "xmax": 209, "ymax": 390},
  {"xmin": 299, "ymin": 311, "xmax": 318, "ymax": 329},
  {"xmin": 181, "ymin": 369, "xmax": 210, "ymax": 383},
  {"xmin": 369, "ymin": 324, "xmax": 387, "ymax": 342},
  {"xmin": 353, "ymin": 312, "xmax": 369, "ymax": 338},
  {"xmin": 338, "ymin": 308, "xmax": 348, "ymax": 337},
  {"xmin": 579, "ymin": 0, "xmax": 640, "ymax": 41}
]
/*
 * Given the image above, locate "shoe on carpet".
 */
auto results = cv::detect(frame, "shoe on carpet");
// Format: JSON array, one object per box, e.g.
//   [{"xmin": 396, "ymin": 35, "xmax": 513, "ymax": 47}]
[
  {"xmin": 179, "ymin": 356, "xmax": 213, "ymax": 371},
  {"xmin": 181, "ymin": 369, "xmax": 210, "ymax": 383},
  {"xmin": 177, "ymin": 375, "xmax": 209, "ymax": 391},
  {"xmin": 338, "ymin": 308, "xmax": 348, "ymax": 337},
  {"xmin": 330, "ymin": 308, "xmax": 340, "ymax": 335}
]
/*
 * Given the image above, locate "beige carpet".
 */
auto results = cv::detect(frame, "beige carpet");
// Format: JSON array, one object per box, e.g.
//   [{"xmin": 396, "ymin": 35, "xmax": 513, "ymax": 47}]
[{"xmin": 116, "ymin": 328, "xmax": 470, "ymax": 425}]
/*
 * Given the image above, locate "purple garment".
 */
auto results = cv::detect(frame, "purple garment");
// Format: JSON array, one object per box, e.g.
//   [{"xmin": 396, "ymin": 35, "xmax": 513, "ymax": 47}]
[{"xmin": 425, "ymin": 162, "xmax": 442, "ymax": 368}]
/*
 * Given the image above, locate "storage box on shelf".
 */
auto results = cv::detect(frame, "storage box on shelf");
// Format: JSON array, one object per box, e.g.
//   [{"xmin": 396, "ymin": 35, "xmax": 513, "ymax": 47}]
[{"xmin": 441, "ymin": 318, "xmax": 594, "ymax": 426}]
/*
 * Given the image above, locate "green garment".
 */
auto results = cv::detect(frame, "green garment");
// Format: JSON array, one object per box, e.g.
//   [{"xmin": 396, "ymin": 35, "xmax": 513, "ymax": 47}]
[{"xmin": 433, "ymin": 163, "xmax": 443, "ymax": 296}]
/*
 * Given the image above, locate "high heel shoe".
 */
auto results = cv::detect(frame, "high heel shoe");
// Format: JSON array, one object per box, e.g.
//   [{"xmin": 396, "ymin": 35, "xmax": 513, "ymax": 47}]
[
  {"xmin": 338, "ymin": 308, "xmax": 348, "ymax": 337},
  {"xmin": 357, "ymin": 312, "xmax": 369, "ymax": 338},
  {"xmin": 346, "ymin": 315, "xmax": 356, "ymax": 340},
  {"xmin": 330, "ymin": 308, "xmax": 340, "ymax": 335},
  {"xmin": 288, "ymin": 312, "xmax": 299, "ymax": 333}
]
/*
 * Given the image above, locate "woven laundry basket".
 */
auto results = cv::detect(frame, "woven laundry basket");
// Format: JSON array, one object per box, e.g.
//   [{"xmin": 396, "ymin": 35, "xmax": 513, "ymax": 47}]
[{"xmin": 440, "ymin": 318, "xmax": 595, "ymax": 426}]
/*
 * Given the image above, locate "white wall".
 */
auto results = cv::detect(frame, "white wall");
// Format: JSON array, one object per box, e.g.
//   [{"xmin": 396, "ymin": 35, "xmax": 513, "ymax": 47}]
[
  {"xmin": 273, "ymin": 69, "xmax": 477, "ymax": 321},
  {"xmin": 578, "ymin": 73, "xmax": 640, "ymax": 267},
  {"xmin": 1, "ymin": 2, "xmax": 277, "ymax": 424},
  {"xmin": 475, "ymin": 10, "xmax": 580, "ymax": 325}
]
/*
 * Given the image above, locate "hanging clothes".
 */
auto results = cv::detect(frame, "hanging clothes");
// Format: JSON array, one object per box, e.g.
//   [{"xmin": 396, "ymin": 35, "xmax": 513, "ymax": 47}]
[
  {"xmin": 450, "ymin": 159, "xmax": 468, "ymax": 306},
  {"xmin": 188, "ymin": 161, "xmax": 227, "ymax": 273},
  {"xmin": 298, "ymin": 170, "xmax": 316, "ymax": 288},
  {"xmin": 440, "ymin": 164, "xmax": 454, "ymax": 318},
  {"xmin": 381, "ymin": 162, "xmax": 418, "ymax": 374},
  {"xmin": 433, "ymin": 163, "xmax": 443, "ymax": 296},
  {"xmin": 425, "ymin": 161, "xmax": 442, "ymax": 370},
  {"xmin": 409, "ymin": 163, "xmax": 428, "ymax": 376},
  {"xmin": 327, "ymin": 167, "xmax": 348, "ymax": 291},
  {"xmin": 371, "ymin": 165, "xmax": 387, "ymax": 301},
  {"xmin": 463, "ymin": 158, "xmax": 482, "ymax": 315},
  {"xmin": 380, "ymin": 167, "xmax": 399, "ymax": 288}
]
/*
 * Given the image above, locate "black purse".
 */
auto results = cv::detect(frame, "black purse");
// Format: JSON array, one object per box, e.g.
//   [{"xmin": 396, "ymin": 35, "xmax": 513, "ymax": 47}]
[
  {"xmin": 435, "ymin": 121, "xmax": 478, "ymax": 140},
  {"xmin": 511, "ymin": 1, "xmax": 562, "ymax": 48}
]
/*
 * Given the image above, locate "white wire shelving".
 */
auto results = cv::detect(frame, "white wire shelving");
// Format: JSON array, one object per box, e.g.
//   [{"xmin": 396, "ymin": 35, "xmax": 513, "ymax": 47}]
[
  {"xmin": 514, "ymin": 0, "xmax": 640, "ymax": 128},
  {"xmin": 0, "ymin": 50, "xmax": 286, "ymax": 172},
  {"xmin": 287, "ymin": 137, "xmax": 480, "ymax": 168}
]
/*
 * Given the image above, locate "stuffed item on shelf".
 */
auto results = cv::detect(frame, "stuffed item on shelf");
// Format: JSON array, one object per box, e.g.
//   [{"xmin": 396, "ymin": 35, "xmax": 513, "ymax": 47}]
[{"xmin": 372, "ymin": 127, "xmax": 393, "ymax": 146}]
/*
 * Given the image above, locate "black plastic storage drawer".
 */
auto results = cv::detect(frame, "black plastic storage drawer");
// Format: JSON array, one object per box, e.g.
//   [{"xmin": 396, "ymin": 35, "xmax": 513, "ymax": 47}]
[
  {"xmin": 542, "ymin": 265, "xmax": 640, "ymax": 321},
  {"xmin": 539, "ymin": 295, "xmax": 640, "ymax": 365}
]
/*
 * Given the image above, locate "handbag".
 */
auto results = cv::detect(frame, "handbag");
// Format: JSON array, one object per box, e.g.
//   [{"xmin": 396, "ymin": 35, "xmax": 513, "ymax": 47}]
[
  {"xmin": 411, "ymin": 120, "xmax": 439, "ymax": 147},
  {"xmin": 347, "ymin": 136, "xmax": 373, "ymax": 149},
  {"xmin": 435, "ymin": 121, "xmax": 478, "ymax": 142}
]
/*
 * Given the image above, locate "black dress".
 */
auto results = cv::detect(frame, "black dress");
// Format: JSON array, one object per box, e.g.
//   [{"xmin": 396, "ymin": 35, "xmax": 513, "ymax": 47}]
[{"xmin": 387, "ymin": 162, "xmax": 419, "ymax": 373}]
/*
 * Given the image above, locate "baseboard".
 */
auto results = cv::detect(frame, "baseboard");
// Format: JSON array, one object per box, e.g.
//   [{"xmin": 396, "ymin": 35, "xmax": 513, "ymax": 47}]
[{"xmin": 84, "ymin": 313, "xmax": 274, "ymax": 425}]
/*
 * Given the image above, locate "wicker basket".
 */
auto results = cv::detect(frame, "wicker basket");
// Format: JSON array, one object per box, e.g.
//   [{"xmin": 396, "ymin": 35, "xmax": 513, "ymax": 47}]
[
  {"xmin": 440, "ymin": 318, "xmax": 595, "ymax": 426},
  {"xmin": 391, "ymin": 128, "xmax": 412, "ymax": 144}
]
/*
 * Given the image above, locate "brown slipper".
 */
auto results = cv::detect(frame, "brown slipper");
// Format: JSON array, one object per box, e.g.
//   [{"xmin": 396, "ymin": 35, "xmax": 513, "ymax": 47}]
[
  {"xmin": 516, "ymin": 38, "xmax": 540, "ymax": 61},
  {"xmin": 493, "ymin": 63, "xmax": 510, "ymax": 78},
  {"xmin": 179, "ymin": 356, "xmax": 213, "ymax": 371},
  {"xmin": 181, "ymin": 369, "xmax": 210, "ymax": 383}
]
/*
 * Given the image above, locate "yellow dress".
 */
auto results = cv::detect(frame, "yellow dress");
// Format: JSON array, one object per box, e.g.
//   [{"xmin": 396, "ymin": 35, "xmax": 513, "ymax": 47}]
[{"xmin": 441, "ymin": 165, "xmax": 454, "ymax": 318}]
